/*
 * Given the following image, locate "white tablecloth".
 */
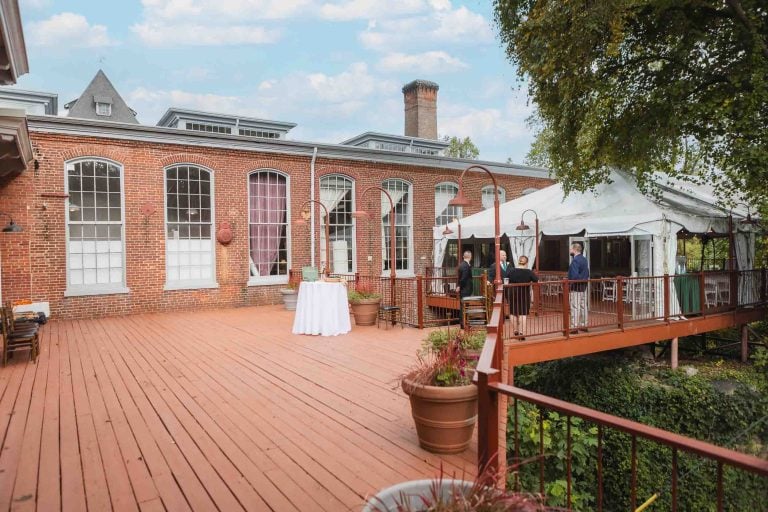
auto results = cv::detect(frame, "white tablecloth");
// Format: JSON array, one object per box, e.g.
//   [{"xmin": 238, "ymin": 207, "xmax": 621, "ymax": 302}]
[{"xmin": 292, "ymin": 281, "xmax": 351, "ymax": 336}]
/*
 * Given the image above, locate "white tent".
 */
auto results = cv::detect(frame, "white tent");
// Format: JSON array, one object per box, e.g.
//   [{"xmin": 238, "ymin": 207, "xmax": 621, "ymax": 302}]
[{"xmin": 433, "ymin": 171, "xmax": 756, "ymax": 279}]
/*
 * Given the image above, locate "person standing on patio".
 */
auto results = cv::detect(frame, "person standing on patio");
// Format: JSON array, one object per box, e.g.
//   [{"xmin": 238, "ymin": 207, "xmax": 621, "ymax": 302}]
[
  {"xmin": 568, "ymin": 243, "xmax": 590, "ymax": 332},
  {"xmin": 509, "ymin": 255, "xmax": 538, "ymax": 338},
  {"xmin": 458, "ymin": 250, "xmax": 473, "ymax": 327}
]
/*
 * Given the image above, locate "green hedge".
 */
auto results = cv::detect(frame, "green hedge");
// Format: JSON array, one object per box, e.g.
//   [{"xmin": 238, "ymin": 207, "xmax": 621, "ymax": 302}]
[{"xmin": 509, "ymin": 356, "xmax": 768, "ymax": 511}]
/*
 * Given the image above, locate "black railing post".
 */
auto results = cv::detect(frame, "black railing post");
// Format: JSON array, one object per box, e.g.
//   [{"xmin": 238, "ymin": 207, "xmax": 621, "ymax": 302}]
[{"xmin": 663, "ymin": 274, "xmax": 670, "ymax": 322}]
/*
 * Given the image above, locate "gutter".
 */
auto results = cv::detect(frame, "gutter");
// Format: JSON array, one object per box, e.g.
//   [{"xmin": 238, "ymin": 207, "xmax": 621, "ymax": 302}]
[{"xmin": 310, "ymin": 147, "xmax": 318, "ymax": 267}]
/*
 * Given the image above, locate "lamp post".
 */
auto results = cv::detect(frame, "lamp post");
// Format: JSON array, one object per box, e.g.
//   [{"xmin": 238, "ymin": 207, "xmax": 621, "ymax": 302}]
[
  {"xmin": 443, "ymin": 216, "xmax": 462, "ymax": 279},
  {"xmin": 294, "ymin": 199, "xmax": 331, "ymax": 276},
  {"xmin": 0, "ymin": 212, "xmax": 21, "ymax": 233},
  {"xmin": 353, "ymin": 186, "xmax": 397, "ymax": 307},
  {"xmin": 448, "ymin": 165, "xmax": 502, "ymax": 288},
  {"xmin": 515, "ymin": 209, "xmax": 540, "ymax": 273}
]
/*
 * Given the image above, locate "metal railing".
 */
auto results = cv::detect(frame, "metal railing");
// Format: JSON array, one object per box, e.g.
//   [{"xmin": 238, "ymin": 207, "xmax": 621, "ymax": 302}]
[
  {"xmin": 475, "ymin": 269, "xmax": 768, "ymax": 510},
  {"xmin": 499, "ymin": 270, "xmax": 768, "ymax": 340}
]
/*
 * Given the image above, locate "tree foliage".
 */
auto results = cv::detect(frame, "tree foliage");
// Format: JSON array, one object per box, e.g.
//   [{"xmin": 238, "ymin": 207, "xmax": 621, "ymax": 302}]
[
  {"xmin": 493, "ymin": 0, "xmax": 768, "ymax": 213},
  {"xmin": 444, "ymin": 135, "xmax": 480, "ymax": 159}
]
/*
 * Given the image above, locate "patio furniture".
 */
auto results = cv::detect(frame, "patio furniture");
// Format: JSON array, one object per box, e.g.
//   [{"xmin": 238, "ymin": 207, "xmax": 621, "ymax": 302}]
[
  {"xmin": 1, "ymin": 306, "xmax": 39, "ymax": 365},
  {"xmin": 292, "ymin": 281, "xmax": 351, "ymax": 336},
  {"xmin": 704, "ymin": 281, "xmax": 718, "ymax": 308},
  {"xmin": 378, "ymin": 305, "xmax": 403, "ymax": 330},
  {"xmin": 461, "ymin": 296, "xmax": 487, "ymax": 331},
  {"xmin": 301, "ymin": 266, "xmax": 319, "ymax": 282},
  {"xmin": 602, "ymin": 280, "xmax": 617, "ymax": 302}
]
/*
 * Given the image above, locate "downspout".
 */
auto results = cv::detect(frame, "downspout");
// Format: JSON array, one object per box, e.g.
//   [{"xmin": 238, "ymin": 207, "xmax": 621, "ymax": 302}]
[{"xmin": 310, "ymin": 147, "xmax": 318, "ymax": 267}]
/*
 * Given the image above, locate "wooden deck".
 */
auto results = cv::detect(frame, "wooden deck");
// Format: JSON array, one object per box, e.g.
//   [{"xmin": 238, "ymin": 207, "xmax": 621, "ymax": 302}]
[{"xmin": 0, "ymin": 306, "xmax": 476, "ymax": 511}]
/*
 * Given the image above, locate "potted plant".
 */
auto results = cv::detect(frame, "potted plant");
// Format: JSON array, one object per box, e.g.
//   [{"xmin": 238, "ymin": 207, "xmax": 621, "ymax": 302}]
[
  {"xmin": 422, "ymin": 328, "xmax": 486, "ymax": 362},
  {"xmin": 348, "ymin": 284, "xmax": 381, "ymax": 326},
  {"xmin": 401, "ymin": 336, "xmax": 478, "ymax": 454},
  {"xmin": 363, "ymin": 472, "xmax": 546, "ymax": 511},
  {"xmin": 280, "ymin": 281, "xmax": 298, "ymax": 311}
]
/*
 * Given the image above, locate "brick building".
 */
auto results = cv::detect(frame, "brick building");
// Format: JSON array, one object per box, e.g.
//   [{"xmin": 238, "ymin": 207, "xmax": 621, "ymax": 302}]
[{"xmin": 0, "ymin": 72, "xmax": 551, "ymax": 319}]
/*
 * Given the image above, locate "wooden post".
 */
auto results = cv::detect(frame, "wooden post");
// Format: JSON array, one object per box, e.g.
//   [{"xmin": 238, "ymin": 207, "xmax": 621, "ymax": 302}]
[
  {"xmin": 663, "ymin": 274, "xmax": 671, "ymax": 322},
  {"xmin": 563, "ymin": 280, "xmax": 571, "ymax": 337},
  {"xmin": 699, "ymin": 272, "xmax": 706, "ymax": 314},
  {"xmin": 416, "ymin": 274, "xmax": 424, "ymax": 329},
  {"xmin": 477, "ymin": 371, "xmax": 499, "ymax": 479},
  {"xmin": 671, "ymin": 337, "xmax": 679, "ymax": 370},
  {"xmin": 617, "ymin": 277, "xmax": 624, "ymax": 330},
  {"xmin": 741, "ymin": 325, "xmax": 749, "ymax": 363}
]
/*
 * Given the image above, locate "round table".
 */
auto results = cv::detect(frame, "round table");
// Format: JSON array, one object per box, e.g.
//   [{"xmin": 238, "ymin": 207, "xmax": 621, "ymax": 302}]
[{"xmin": 292, "ymin": 281, "xmax": 351, "ymax": 336}]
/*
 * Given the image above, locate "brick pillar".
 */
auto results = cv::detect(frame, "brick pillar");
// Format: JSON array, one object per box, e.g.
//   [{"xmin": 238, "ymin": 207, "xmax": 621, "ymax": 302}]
[{"xmin": 403, "ymin": 80, "xmax": 439, "ymax": 140}]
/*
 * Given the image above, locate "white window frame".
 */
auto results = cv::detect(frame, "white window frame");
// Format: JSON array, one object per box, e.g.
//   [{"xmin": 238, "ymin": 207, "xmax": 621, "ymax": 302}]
[
  {"xmin": 247, "ymin": 169, "xmax": 291, "ymax": 286},
  {"xmin": 163, "ymin": 164, "xmax": 218, "ymax": 290},
  {"xmin": 95, "ymin": 102, "xmax": 111, "ymax": 116},
  {"xmin": 482, "ymin": 185, "xmax": 506, "ymax": 210},
  {"xmin": 381, "ymin": 179, "xmax": 414, "ymax": 277},
  {"xmin": 64, "ymin": 157, "xmax": 129, "ymax": 297},
  {"xmin": 435, "ymin": 181, "xmax": 462, "ymax": 226},
  {"xmin": 319, "ymin": 174, "xmax": 356, "ymax": 274}
]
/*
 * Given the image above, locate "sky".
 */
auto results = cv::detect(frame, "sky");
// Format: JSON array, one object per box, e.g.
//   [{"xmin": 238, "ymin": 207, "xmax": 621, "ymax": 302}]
[{"xmin": 14, "ymin": 0, "xmax": 535, "ymax": 163}]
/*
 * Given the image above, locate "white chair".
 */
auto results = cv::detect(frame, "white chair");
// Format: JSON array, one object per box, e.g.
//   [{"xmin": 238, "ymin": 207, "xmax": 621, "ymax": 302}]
[
  {"xmin": 602, "ymin": 280, "xmax": 617, "ymax": 302},
  {"xmin": 704, "ymin": 281, "xmax": 718, "ymax": 308}
]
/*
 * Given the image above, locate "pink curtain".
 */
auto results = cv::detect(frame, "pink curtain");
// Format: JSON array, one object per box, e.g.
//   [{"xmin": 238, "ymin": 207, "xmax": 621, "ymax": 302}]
[{"xmin": 249, "ymin": 173, "xmax": 286, "ymax": 276}]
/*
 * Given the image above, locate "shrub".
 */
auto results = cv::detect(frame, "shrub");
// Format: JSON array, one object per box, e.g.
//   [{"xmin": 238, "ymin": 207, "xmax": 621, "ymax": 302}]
[
  {"xmin": 423, "ymin": 328, "xmax": 486, "ymax": 354},
  {"xmin": 348, "ymin": 283, "xmax": 381, "ymax": 303}
]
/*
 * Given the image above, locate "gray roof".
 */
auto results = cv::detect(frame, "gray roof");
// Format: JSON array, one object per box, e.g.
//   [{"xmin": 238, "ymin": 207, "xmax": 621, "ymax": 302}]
[
  {"xmin": 341, "ymin": 131, "xmax": 449, "ymax": 149},
  {"xmin": 156, "ymin": 107, "xmax": 296, "ymax": 131},
  {"xmin": 402, "ymin": 79, "xmax": 439, "ymax": 93},
  {"xmin": 64, "ymin": 70, "xmax": 138, "ymax": 124}
]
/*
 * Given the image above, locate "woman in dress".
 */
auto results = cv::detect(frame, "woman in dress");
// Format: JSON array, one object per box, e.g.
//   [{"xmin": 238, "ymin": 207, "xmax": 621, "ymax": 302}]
[{"xmin": 508, "ymin": 255, "xmax": 538, "ymax": 338}]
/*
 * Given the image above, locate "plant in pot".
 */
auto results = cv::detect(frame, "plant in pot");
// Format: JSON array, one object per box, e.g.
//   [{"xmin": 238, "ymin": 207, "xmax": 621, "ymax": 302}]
[
  {"xmin": 363, "ymin": 466, "xmax": 547, "ymax": 511},
  {"xmin": 280, "ymin": 280, "xmax": 298, "ymax": 311},
  {"xmin": 423, "ymin": 328, "xmax": 486, "ymax": 362},
  {"xmin": 401, "ymin": 336, "xmax": 478, "ymax": 454},
  {"xmin": 348, "ymin": 283, "xmax": 381, "ymax": 326}
]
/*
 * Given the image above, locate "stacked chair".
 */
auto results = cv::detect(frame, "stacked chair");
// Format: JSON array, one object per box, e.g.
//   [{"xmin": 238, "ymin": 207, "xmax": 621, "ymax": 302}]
[{"xmin": 1, "ymin": 303, "xmax": 40, "ymax": 365}]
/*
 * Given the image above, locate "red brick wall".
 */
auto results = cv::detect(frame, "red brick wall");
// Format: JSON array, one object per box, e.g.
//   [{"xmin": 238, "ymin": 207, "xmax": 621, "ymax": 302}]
[{"xmin": 0, "ymin": 131, "xmax": 552, "ymax": 319}]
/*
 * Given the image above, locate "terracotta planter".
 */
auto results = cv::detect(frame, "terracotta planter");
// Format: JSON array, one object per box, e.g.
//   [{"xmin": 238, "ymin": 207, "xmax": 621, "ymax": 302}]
[
  {"xmin": 281, "ymin": 288, "xmax": 298, "ymax": 311},
  {"xmin": 401, "ymin": 377, "xmax": 478, "ymax": 454},
  {"xmin": 362, "ymin": 479, "xmax": 473, "ymax": 512},
  {"xmin": 350, "ymin": 297, "xmax": 380, "ymax": 326}
]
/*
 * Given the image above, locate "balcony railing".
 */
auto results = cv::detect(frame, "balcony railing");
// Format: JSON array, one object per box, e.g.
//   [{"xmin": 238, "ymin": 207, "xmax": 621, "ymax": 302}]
[{"xmin": 475, "ymin": 269, "xmax": 768, "ymax": 510}]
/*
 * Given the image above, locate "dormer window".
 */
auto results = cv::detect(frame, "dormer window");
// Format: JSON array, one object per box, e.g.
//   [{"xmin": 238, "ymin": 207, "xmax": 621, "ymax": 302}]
[
  {"xmin": 94, "ymin": 95, "xmax": 113, "ymax": 117},
  {"xmin": 95, "ymin": 102, "xmax": 111, "ymax": 116}
]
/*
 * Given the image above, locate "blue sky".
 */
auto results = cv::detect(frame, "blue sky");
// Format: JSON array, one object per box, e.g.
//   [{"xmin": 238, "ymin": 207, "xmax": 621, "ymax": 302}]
[{"xmin": 15, "ymin": 0, "xmax": 535, "ymax": 163}]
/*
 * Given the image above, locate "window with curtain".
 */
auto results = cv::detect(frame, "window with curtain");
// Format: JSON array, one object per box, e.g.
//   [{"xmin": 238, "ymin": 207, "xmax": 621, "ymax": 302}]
[
  {"xmin": 165, "ymin": 165, "xmax": 215, "ymax": 287},
  {"xmin": 382, "ymin": 179, "xmax": 412, "ymax": 273},
  {"xmin": 434, "ymin": 182, "xmax": 461, "ymax": 226},
  {"xmin": 320, "ymin": 175, "xmax": 355, "ymax": 274},
  {"xmin": 481, "ymin": 185, "xmax": 506, "ymax": 210},
  {"xmin": 66, "ymin": 159, "xmax": 125, "ymax": 294},
  {"xmin": 249, "ymin": 170, "xmax": 289, "ymax": 281}
]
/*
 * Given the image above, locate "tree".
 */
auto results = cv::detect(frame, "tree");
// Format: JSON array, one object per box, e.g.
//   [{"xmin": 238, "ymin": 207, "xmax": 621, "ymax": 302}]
[
  {"xmin": 443, "ymin": 136, "xmax": 480, "ymax": 159},
  {"xmin": 493, "ymin": 0, "xmax": 768, "ymax": 213}
]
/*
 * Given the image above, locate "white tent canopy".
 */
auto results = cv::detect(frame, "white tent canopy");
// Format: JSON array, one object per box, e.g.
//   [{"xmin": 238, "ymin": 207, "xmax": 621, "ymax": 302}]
[{"xmin": 433, "ymin": 171, "xmax": 756, "ymax": 277}]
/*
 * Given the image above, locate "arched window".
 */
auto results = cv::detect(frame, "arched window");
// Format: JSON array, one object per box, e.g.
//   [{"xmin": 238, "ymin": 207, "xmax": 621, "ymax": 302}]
[
  {"xmin": 482, "ymin": 185, "xmax": 506, "ymax": 210},
  {"xmin": 434, "ymin": 182, "xmax": 461, "ymax": 226},
  {"xmin": 248, "ymin": 170, "xmax": 289, "ymax": 282},
  {"xmin": 65, "ymin": 158, "xmax": 126, "ymax": 295},
  {"xmin": 382, "ymin": 179, "xmax": 413, "ymax": 274},
  {"xmin": 320, "ymin": 175, "xmax": 355, "ymax": 274},
  {"xmin": 165, "ymin": 164, "xmax": 215, "ymax": 288}
]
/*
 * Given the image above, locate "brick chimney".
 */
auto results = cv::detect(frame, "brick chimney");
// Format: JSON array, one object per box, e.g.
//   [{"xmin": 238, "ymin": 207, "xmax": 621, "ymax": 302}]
[{"xmin": 402, "ymin": 79, "xmax": 439, "ymax": 140}]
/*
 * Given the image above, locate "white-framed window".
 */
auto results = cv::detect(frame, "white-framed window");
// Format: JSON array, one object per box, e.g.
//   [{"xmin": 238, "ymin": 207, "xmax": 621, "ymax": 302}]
[
  {"xmin": 65, "ymin": 158, "xmax": 127, "ymax": 296},
  {"xmin": 185, "ymin": 122, "xmax": 232, "ymax": 134},
  {"xmin": 248, "ymin": 170, "xmax": 290, "ymax": 284},
  {"xmin": 239, "ymin": 128, "xmax": 280, "ymax": 139},
  {"xmin": 482, "ymin": 185, "xmax": 506, "ymax": 209},
  {"xmin": 435, "ymin": 182, "xmax": 462, "ymax": 226},
  {"xmin": 164, "ymin": 165, "xmax": 216, "ymax": 289},
  {"xmin": 382, "ymin": 179, "xmax": 413, "ymax": 275},
  {"xmin": 95, "ymin": 102, "xmax": 111, "ymax": 116},
  {"xmin": 320, "ymin": 175, "xmax": 355, "ymax": 274}
]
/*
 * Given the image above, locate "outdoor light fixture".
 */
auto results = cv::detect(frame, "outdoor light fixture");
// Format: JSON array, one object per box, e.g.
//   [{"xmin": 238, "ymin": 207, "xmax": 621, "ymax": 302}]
[
  {"xmin": 442, "ymin": 224, "xmax": 453, "ymax": 236},
  {"xmin": 351, "ymin": 210, "xmax": 370, "ymax": 220},
  {"xmin": 517, "ymin": 209, "xmax": 540, "ymax": 273},
  {"xmin": 447, "ymin": 188, "xmax": 471, "ymax": 208},
  {"xmin": 515, "ymin": 220, "xmax": 529, "ymax": 231},
  {"xmin": 0, "ymin": 212, "xmax": 21, "ymax": 233},
  {"xmin": 295, "ymin": 200, "xmax": 331, "ymax": 275}
]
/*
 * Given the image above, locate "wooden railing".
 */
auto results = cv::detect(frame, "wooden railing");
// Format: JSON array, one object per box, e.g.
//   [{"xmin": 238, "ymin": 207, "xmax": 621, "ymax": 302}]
[{"xmin": 475, "ymin": 268, "xmax": 768, "ymax": 510}]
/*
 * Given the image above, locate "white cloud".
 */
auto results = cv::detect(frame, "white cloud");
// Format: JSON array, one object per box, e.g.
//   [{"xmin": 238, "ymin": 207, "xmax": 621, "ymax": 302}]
[
  {"xmin": 27, "ymin": 13, "xmax": 115, "ymax": 48},
  {"xmin": 138, "ymin": 0, "xmax": 312, "ymax": 21},
  {"xmin": 127, "ymin": 87, "xmax": 253, "ymax": 124},
  {"xmin": 378, "ymin": 51, "xmax": 467, "ymax": 73},
  {"xmin": 175, "ymin": 67, "xmax": 213, "ymax": 81},
  {"xmin": 133, "ymin": 22, "xmax": 280, "ymax": 46},
  {"xmin": 360, "ymin": 5, "xmax": 492, "ymax": 50},
  {"xmin": 20, "ymin": 0, "xmax": 50, "ymax": 10},
  {"xmin": 319, "ymin": 0, "xmax": 426, "ymax": 21}
]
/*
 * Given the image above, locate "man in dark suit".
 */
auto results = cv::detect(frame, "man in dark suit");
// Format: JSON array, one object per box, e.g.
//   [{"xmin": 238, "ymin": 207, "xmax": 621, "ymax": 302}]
[{"xmin": 458, "ymin": 250, "xmax": 473, "ymax": 327}]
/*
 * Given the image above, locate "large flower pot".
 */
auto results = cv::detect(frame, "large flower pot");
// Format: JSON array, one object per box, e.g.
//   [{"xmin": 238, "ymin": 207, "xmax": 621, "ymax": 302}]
[
  {"xmin": 281, "ymin": 288, "xmax": 298, "ymax": 311},
  {"xmin": 362, "ymin": 479, "xmax": 473, "ymax": 512},
  {"xmin": 401, "ymin": 378, "xmax": 478, "ymax": 454},
  {"xmin": 350, "ymin": 298, "xmax": 380, "ymax": 326}
]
